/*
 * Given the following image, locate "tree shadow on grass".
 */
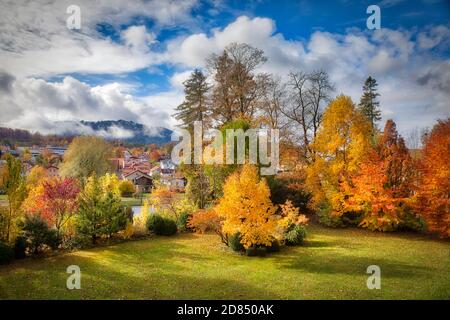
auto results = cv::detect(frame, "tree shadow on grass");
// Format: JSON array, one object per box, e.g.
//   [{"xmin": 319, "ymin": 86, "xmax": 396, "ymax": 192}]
[
  {"xmin": 0, "ymin": 240, "xmax": 277, "ymax": 299},
  {"xmin": 276, "ymin": 248, "xmax": 430, "ymax": 279}
]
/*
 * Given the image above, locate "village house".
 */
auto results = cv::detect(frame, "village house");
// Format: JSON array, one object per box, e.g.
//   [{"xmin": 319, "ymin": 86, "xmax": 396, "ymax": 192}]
[{"xmin": 123, "ymin": 169, "xmax": 153, "ymax": 193}]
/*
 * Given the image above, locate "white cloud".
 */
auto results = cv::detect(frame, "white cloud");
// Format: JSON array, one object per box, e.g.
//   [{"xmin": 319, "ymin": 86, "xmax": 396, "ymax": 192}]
[
  {"xmin": 0, "ymin": 75, "xmax": 170, "ymax": 134},
  {"xmin": 0, "ymin": 6, "xmax": 449, "ymax": 137},
  {"xmin": 0, "ymin": 0, "xmax": 198, "ymax": 77},
  {"xmin": 161, "ymin": 16, "xmax": 450, "ymax": 134}
]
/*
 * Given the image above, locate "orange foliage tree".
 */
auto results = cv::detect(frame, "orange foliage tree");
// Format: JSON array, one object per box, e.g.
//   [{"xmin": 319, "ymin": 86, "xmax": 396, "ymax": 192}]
[
  {"xmin": 342, "ymin": 120, "xmax": 415, "ymax": 231},
  {"xmin": 22, "ymin": 176, "xmax": 80, "ymax": 235},
  {"xmin": 413, "ymin": 119, "xmax": 450, "ymax": 238},
  {"xmin": 342, "ymin": 150, "xmax": 398, "ymax": 231}
]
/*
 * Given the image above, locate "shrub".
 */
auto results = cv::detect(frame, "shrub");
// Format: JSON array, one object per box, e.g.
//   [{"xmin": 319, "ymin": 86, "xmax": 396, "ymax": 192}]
[
  {"xmin": 147, "ymin": 214, "xmax": 177, "ymax": 236},
  {"xmin": 119, "ymin": 180, "xmax": 135, "ymax": 197},
  {"xmin": 246, "ymin": 246, "xmax": 267, "ymax": 257},
  {"xmin": 147, "ymin": 214, "xmax": 165, "ymax": 233},
  {"xmin": 161, "ymin": 219, "xmax": 177, "ymax": 236},
  {"xmin": 317, "ymin": 202, "xmax": 346, "ymax": 228},
  {"xmin": 0, "ymin": 241, "xmax": 14, "ymax": 264},
  {"xmin": 132, "ymin": 207, "xmax": 148, "ymax": 237},
  {"xmin": 228, "ymin": 232, "xmax": 244, "ymax": 252},
  {"xmin": 285, "ymin": 225, "xmax": 307, "ymax": 246},
  {"xmin": 268, "ymin": 173, "xmax": 311, "ymax": 211},
  {"xmin": 266, "ymin": 239, "xmax": 280, "ymax": 253},
  {"xmin": 178, "ymin": 212, "xmax": 192, "ymax": 231},
  {"xmin": 123, "ymin": 206, "xmax": 134, "ymax": 222},
  {"xmin": 120, "ymin": 221, "xmax": 134, "ymax": 240},
  {"xmin": 14, "ymin": 235, "xmax": 27, "ymax": 259},
  {"xmin": 187, "ymin": 209, "xmax": 221, "ymax": 234},
  {"xmin": 61, "ymin": 234, "xmax": 91, "ymax": 250},
  {"xmin": 397, "ymin": 205, "xmax": 426, "ymax": 232},
  {"xmin": 21, "ymin": 215, "xmax": 61, "ymax": 254}
]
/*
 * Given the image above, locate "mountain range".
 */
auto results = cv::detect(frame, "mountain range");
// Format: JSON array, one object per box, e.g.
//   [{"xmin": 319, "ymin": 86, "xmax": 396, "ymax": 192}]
[
  {"xmin": 0, "ymin": 120, "xmax": 174, "ymax": 146},
  {"xmin": 77, "ymin": 120, "xmax": 173, "ymax": 145}
]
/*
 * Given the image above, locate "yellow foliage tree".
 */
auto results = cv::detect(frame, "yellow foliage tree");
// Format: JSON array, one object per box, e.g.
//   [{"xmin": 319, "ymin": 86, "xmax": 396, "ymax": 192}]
[
  {"xmin": 26, "ymin": 165, "xmax": 49, "ymax": 189},
  {"xmin": 215, "ymin": 165, "xmax": 278, "ymax": 249},
  {"xmin": 306, "ymin": 95, "xmax": 371, "ymax": 216}
]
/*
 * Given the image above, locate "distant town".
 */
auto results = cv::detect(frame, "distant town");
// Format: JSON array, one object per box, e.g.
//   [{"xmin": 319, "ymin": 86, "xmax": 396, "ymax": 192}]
[{"xmin": 0, "ymin": 126, "xmax": 186, "ymax": 196}]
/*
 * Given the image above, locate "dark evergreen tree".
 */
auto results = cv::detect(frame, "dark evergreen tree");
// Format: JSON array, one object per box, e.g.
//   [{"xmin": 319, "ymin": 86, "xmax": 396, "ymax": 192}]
[
  {"xmin": 173, "ymin": 69, "xmax": 210, "ymax": 129},
  {"xmin": 358, "ymin": 76, "xmax": 381, "ymax": 130}
]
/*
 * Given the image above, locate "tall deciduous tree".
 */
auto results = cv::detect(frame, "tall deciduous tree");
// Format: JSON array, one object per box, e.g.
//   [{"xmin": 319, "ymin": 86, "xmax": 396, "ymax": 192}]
[
  {"xmin": 413, "ymin": 119, "xmax": 449, "ymax": 238},
  {"xmin": 0, "ymin": 154, "xmax": 27, "ymax": 242},
  {"xmin": 342, "ymin": 120, "xmax": 414, "ymax": 231},
  {"xmin": 173, "ymin": 69, "xmax": 211, "ymax": 129},
  {"xmin": 342, "ymin": 150, "xmax": 398, "ymax": 231},
  {"xmin": 358, "ymin": 76, "xmax": 381, "ymax": 133},
  {"xmin": 208, "ymin": 42, "xmax": 267, "ymax": 123},
  {"xmin": 281, "ymin": 70, "xmax": 334, "ymax": 162},
  {"xmin": 60, "ymin": 136, "xmax": 113, "ymax": 181},
  {"xmin": 306, "ymin": 95, "xmax": 372, "ymax": 214},
  {"xmin": 379, "ymin": 120, "xmax": 414, "ymax": 198}
]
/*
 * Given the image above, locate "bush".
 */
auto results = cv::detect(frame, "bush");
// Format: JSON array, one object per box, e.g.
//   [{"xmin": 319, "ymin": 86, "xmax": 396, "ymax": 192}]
[
  {"xmin": 187, "ymin": 209, "xmax": 221, "ymax": 234},
  {"xmin": 228, "ymin": 232, "xmax": 244, "ymax": 252},
  {"xmin": 161, "ymin": 219, "xmax": 177, "ymax": 236},
  {"xmin": 14, "ymin": 235, "xmax": 27, "ymax": 259},
  {"xmin": 61, "ymin": 234, "xmax": 91, "ymax": 250},
  {"xmin": 177, "ymin": 212, "xmax": 192, "ymax": 231},
  {"xmin": 246, "ymin": 246, "xmax": 267, "ymax": 257},
  {"xmin": 119, "ymin": 180, "xmax": 135, "ymax": 197},
  {"xmin": 268, "ymin": 174, "xmax": 311, "ymax": 211},
  {"xmin": 266, "ymin": 239, "xmax": 280, "ymax": 253},
  {"xmin": 285, "ymin": 225, "xmax": 307, "ymax": 246},
  {"xmin": 0, "ymin": 241, "xmax": 14, "ymax": 264},
  {"xmin": 21, "ymin": 215, "xmax": 61, "ymax": 254},
  {"xmin": 147, "ymin": 214, "xmax": 177, "ymax": 236},
  {"xmin": 397, "ymin": 205, "xmax": 426, "ymax": 232},
  {"xmin": 317, "ymin": 202, "xmax": 346, "ymax": 228}
]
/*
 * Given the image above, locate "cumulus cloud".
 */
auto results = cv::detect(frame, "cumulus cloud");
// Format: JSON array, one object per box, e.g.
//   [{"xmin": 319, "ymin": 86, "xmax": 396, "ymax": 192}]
[
  {"xmin": 0, "ymin": 0, "xmax": 197, "ymax": 77},
  {"xmin": 161, "ymin": 16, "xmax": 450, "ymax": 134},
  {"xmin": 0, "ymin": 74, "xmax": 170, "ymax": 134},
  {"xmin": 0, "ymin": 4, "xmax": 449, "ymax": 137}
]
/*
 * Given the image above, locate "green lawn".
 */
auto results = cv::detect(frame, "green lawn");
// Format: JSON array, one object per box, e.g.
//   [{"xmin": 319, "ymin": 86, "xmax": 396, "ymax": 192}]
[
  {"xmin": 0, "ymin": 224, "xmax": 449, "ymax": 299},
  {"xmin": 120, "ymin": 197, "xmax": 143, "ymax": 207}
]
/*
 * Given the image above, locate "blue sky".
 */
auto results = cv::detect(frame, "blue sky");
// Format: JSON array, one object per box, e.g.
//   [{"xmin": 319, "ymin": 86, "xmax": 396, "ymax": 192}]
[{"xmin": 0, "ymin": 0, "xmax": 449, "ymax": 139}]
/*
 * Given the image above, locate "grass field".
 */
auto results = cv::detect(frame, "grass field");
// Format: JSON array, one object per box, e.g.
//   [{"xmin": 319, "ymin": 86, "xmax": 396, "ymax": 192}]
[{"xmin": 0, "ymin": 224, "xmax": 448, "ymax": 300}]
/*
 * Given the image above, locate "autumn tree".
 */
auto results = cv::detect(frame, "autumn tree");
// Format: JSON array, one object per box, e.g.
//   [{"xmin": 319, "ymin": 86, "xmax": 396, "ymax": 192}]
[
  {"xmin": 306, "ymin": 95, "xmax": 372, "ymax": 220},
  {"xmin": 215, "ymin": 165, "xmax": 278, "ymax": 249},
  {"xmin": 413, "ymin": 119, "xmax": 449, "ymax": 238},
  {"xmin": 22, "ymin": 176, "xmax": 80, "ymax": 236},
  {"xmin": 26, "ymin": 165, "xmax": 49, "ymax": 189},
  {"xmin": 358, "ymin": 76, "xmax": 381, "ymax": 133},
  {"xmin": 342, "ymin": 150, "xmax": 398, "ymax": 231},
  {"xmin": 256, "ymin": 73, "xmax": 286, "ymax": 129},
  {"xmin": 173, "ymin": 69, "xmax": 211, "ymax": 129},
  {"xmin": 342, "ymin": 120, "xmax": 415, "ymax": 231},
  {"xmin": 208, "ymin": 43, "xmax": 267, "ymax": 123},
  {"xmin": 0, "ymin": 154, "xmax": 27, "ymax": 242},
  {"xmin": 281, "ymin": 70, "xmax": 334, "ymax": 161},
  {"xmin": 60, "ymin": 136, "xmax": 113, "ymax": 181},
  {"xmin": 379, "ymin": 120, "xmax": 414, "ymax": 198}
]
